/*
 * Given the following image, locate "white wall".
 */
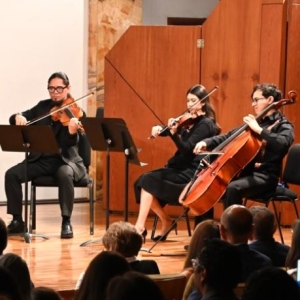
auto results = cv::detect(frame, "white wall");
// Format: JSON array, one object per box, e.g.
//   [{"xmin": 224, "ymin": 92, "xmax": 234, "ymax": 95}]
[
  {"xmin": 143, "ymin": 0, "xmax": 219, "ymax": 25},
  {"xmin": 0, "ymin": 0, "xmax": 88, "ymax": 202}
]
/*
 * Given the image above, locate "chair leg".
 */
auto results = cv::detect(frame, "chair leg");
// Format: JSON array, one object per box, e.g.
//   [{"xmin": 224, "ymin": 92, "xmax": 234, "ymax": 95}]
[
  {"xmin": 184, "ymin": 209, "xmax": 192, "ymax": 236},
  {"xmin": 151, "ymin": 215, "xmax": 159, "ymax": 240},
  {"xmin": 270, "ymin": 201, "xmax": 284, "ymax": 244},
  {"xmin": 292, "ymin": 201, "xmax": 299, "ymax": 219},
  {"xmin": 89, "ymin": 179, "xmax": 94, "ymax": 235}
]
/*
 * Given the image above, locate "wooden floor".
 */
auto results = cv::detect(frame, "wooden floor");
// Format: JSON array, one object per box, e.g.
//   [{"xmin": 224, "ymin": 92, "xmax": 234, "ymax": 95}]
[{"xmin": 1, "ymin": 201, "xmax": 292, "ymax": 291}]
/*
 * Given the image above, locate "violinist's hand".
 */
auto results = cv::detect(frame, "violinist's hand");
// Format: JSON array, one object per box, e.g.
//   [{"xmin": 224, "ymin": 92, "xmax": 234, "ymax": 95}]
[
  {"xmin": 167, "ymin": 118, "xmax": 179, "ymax": 135},
  {"xmin": 15, "ymin": 114, "xmax": 27, "ymax": 125},
  {"xmin": 68, "ymin": 117, "xmax": 80, "ymax": 134},
  {"xmin": 151, "ymin": 125, "xmax": 163, "ymax": 138},
  {"xmin": 193, "ymin": 141, "xmax": 207, "ymax": 154},
  {"xmin": 243, "ymin": 114, "xmax": 262, "ymax": 134}
]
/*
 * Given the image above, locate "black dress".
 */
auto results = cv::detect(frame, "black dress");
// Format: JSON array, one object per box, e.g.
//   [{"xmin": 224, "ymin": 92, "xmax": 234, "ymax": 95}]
[{"xmin": 134, "ymin": 115, "xmax": 218, "ymax": 206}]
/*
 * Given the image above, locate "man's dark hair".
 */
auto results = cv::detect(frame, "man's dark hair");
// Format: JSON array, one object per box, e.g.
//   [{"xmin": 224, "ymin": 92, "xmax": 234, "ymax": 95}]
[
  {"xmin": 243, "ymin": 267, "xmax": 300, "ymax": 300},
  {"xmin": 249, "ymin": 206, "xmax": 274, "ymax": 240},
  {"xmin": 251, "ymin": 83, "xmax": 282, "ymax": 102},
  {"xmin": 196, "ymin": 239, "xmax": 243, "ymax": 290}
]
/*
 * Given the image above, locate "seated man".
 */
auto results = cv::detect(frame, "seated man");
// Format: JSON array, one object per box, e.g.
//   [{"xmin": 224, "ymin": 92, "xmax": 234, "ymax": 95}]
[
  {"xmin": 192, "ymin": 239, "xmax": 243, "ymax": 300},
  {"xmin": 249, "ymin": 206, "xmax": 290, "ymax": 266},
  {"xmin": 220, "ymin": 205, "xmax": 272, "ymax": 282}
]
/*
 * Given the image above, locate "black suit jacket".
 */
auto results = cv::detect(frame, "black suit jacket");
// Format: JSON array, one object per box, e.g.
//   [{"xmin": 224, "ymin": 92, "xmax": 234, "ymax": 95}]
[
  {"xmin": 130, "ymin": 260, "xmax": 160, "ymax": 275},
  {"xmin": 10, "ymin": 99, "xmax": 86, "ymax": 181},
  {"xmin": 249, "ymin": 238, "xmax": 290, "ymax": 267},
  {"xmin": 236, "ymin": 243, "xmax": 273, "ymax": 282}
]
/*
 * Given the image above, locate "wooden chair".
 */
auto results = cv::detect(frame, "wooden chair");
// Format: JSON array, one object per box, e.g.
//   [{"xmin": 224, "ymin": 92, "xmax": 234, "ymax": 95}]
[
  {"xmin": 58, "ymin": 289, "xmax": 76, "ymax": 300},
  {"xmin": 151, "ymin": 205, "xmax": 192, "ymax": 239},
  {"xmin": 30, "ymin": 133, "xmax": 94, "ymax": 235},
  {"xmin": 149, "ymin": 273, "xmax": 187, "ymax": 300},
  {"xmin": 244, "ymin": 143, "xmax": 300, "ymax": 244},
  {"xmin": 183, "ymin": 273, "xmax": 245, "ymax": 300}
]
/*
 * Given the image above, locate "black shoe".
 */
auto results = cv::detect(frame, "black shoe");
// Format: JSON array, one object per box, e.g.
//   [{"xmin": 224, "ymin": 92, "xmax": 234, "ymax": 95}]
[
  {"xmin": 184, "ymin": 245, "xmax": 189, "ymax": 251},
  {"xmin": 140, "ymin": 229, "xmax": 147, "ymax": 243},
  {"xmin": 61, "ymin": 224, "xmax": 73, "ymax": 239},
  {"xmin": 151, "ymin": 221, "xmax": 178, "ymax": 242},
  {"xmin": 7, "ymin": 220, "xmax": 25, "ymax": 235}
]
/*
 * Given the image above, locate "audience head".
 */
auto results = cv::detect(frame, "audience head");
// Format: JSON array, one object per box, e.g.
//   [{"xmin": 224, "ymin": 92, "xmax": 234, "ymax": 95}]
[
  {"xmin": 0, "ymin": 267, "xmax": 22, "ymax": 300},
  {"xmin": 0, "ymin": 218, "xmax": 7, "ymax": 255},
  {"xmin": 220, "ymin": 205, "xmax": 253, "ymax": 244},
  {"xmin": 183, "ymin": 219, "xmax": 220, "ymax": 269},
  {"xmin": 105, "ymin": 271, "xmax": 166, "ymax": 300},
  {"xmin": 249, "ymin": 206, "xmax": 275, "ymax": 240},
  {"xmin": 242, "ymin": 267, "xmax": 300, "ymax": 300},
  {"xmin": 102, "ymin": 221, "xmax": 143, "ymax": 257},
  {"xmin": 31, "ymin": 287, "xmax": 62, "ymax": 300},
  {"xmin": 286, "ymin": 219, "xmax": 300, "ymax": 269},
  {"xmin": 0, "ymin": 253, "xmax": 32, "ymax": 300},
  {"xmin": 193, "ymin": 239, "xmax": 242, "ymax": 294},
  {"xmin": 74, "ymin": 251, "xmax": 131, "ymax": 300}
]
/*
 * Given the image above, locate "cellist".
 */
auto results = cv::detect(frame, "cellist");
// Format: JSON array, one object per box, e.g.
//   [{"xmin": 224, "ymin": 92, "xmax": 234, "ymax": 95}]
[{"xmin": 193, "ymin": 83, "xmax": 294, "ymax": 210}]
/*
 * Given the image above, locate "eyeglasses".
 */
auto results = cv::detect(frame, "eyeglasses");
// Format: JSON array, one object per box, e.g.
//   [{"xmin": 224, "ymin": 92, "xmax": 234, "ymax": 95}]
[
  {"xmin": 47, "ymin": 86, "xmax": 67, "ymax": 93},
  {"xmin": 191, "ymin": 258, "xmax": 201, "ymax": 270},
  {"xmin": 251, "ymin": 97, "xmax": 266, "ymax": 104}
]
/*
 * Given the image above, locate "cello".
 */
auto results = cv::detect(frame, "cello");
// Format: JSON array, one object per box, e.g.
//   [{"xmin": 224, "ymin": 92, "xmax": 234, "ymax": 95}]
[{"xmin": 179, "ymin": 90, "xmax": 297, "ymax": 216}]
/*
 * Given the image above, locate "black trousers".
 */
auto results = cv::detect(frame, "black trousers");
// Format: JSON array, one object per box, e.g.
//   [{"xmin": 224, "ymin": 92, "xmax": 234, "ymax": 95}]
[
  {"xmin": 223, "ymin": 172, "xmax": 278, "ymax": 209},
  {"xmin": 5, "ymin": 158, "xmax": 75, "ymax": 218}
]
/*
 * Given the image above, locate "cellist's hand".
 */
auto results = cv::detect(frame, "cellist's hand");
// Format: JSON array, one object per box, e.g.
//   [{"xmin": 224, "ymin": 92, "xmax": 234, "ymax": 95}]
[
  {"xmin": 193, "ymin": 141, "xmax": 207, "ymax": 154},
  {"xmin": 243, "ymin": 114, "xmax": 263, "ymax": 134},
  {"xmin": 15, "ymin": 114, "xmax": 27, "ymax": 125}
]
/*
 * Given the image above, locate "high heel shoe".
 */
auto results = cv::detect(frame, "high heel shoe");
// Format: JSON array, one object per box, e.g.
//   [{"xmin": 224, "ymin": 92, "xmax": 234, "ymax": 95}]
[
  {"xmin": 140, "ymin": 229, "xmax": 148, "ymax": 243},
  {"xmin": 151, "ymin": 221, "xmax": 177, "ymax": 242}
]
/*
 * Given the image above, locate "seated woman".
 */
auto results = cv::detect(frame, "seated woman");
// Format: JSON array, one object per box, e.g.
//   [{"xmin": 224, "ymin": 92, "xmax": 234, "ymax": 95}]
[
  {"xmin": 75, "ymin": 221, "xmax": 159, "ymax": 289},
  {"xmin": 134, "ymin": 84, "xmax": 220, "ymax": 241},
  {"xmin": 102, "ymin": 221, "xmax": 160, "ymax": 274}
]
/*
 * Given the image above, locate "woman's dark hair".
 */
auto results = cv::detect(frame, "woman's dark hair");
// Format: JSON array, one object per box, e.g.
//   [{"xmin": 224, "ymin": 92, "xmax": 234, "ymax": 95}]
[
  {"xmin": 251, "ymin": 83, "xmax": 282, "ymax": 102},
  {"xmin": 73, "ymin": 251, "xmax": 131, "ymax": 300},
  {"xmin": 0, "ymin": 253, "xmax": 32, "ymax": 300},
  {"xmin": 105, "ymin": 271, "xmax": 166, "ymax": 300},
  {"xmin": 183, "ymin": 219, "xmax": 220, "ymax": 270},
  {"xmin": 242, "ymin": 267, "xmax": 300, "ymax": 300},
  {"xmin": 0, "ymin": 267, "xmax": 23, "ymax": 300},
  {"xmin": 286, "ymin": 219, "xmax": 300, "ymax": 269},
  {"xmin": 31, "ymin": 287, "xmax": 62, "ymax": 300},
  {"xmin": 186, "ymin": 84, "xmax": 221, "ymax": 134},
  {"xmin": 47, "ymin": 72, "xmax": 70, "ymax": 86}
]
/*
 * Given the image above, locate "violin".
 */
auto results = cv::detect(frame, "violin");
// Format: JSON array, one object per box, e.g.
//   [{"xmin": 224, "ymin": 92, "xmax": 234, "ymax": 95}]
[
  {"xmin": 50, "ymin": 97, "xmax": 85, "ymax": 132},
  {"xmin": 149, "ymin": 86, "xmax": 219, "ymax": 139}
]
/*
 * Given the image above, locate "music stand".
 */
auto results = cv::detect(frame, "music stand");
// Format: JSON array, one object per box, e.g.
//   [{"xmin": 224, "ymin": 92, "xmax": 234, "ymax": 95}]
[
  {"xmin": 79, "ymin": 117, "xmax": 146, "ymax": 247},
  {"xmin": 0, "ymin": 125, "xmax": 60, "ymax": 243}
]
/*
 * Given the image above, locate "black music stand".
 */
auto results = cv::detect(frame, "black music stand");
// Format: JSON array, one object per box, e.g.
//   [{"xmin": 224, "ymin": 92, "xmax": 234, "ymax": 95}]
[
  {"xmin": 0, "ymin": 125, "xmax": 59, "ymax": 243},
  {"xmin": 79, "ymin": 117, "xmax": 146, "ymax": 247}
]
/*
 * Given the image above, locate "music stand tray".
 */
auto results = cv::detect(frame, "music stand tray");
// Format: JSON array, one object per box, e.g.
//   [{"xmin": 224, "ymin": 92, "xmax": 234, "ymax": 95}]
[
  {"xmin": 79, "ymin": 117, "xmax": 146, "ymax": 247},
  {"xmin": 0, "ymin": 125, "xmax": 60, "ymax": 243}
]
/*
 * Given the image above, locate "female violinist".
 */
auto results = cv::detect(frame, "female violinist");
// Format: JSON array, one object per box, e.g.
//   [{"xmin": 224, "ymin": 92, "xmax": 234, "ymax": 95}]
[
  {"xmin": 193, "ymin": 83, "xmax": 295, "ymax": 209},
  {"xmin": 134, "ymin": 84, "xmax": 221, "ymax": 241},
  {"xmin": 5, "ymin": 72, "xmax": 87, "ymax": 238}
]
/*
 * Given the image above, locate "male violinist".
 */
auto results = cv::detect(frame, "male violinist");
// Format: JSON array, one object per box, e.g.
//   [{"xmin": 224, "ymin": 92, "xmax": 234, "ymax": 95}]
[
  {"xmin": 5, "ymin": 72, "xmax": 87, "ymax": 238},
  {"xmin": 193, "ymin": 83, "xmax": 294, "ymax": 209}
]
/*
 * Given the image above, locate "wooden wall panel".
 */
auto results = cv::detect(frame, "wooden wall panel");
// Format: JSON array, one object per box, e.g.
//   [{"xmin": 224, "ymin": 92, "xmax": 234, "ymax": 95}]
[
  {"xmin": 201, "ymin": 0, "xmax": 262, "ymax": 133},
  {"xmin": 259, "ymin": 2, "xmax": 287, "ymax": 88},
  {"xmin": 104, "ymin": 26, "xmax": 202, "ymax": 213}
]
